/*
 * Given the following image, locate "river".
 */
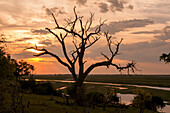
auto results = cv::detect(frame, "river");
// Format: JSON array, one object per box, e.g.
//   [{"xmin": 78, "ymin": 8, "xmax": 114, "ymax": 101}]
[{"xmin": 33, "ymin": 79, "xmax": 170, "ymax": 91}]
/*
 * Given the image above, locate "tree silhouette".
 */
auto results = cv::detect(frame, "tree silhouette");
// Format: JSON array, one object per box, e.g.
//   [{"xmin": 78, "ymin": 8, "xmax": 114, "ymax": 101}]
[
  {"xmin": 28, "ymin": 7, "xmax": 137, "ymax": 105},
  {"xmin": 14, "ymin": 60, "xmax": 35, "ymax": 80},
  {"xmin": 160, "ymin": 53, "xmax": 170, "ymax": 63}
]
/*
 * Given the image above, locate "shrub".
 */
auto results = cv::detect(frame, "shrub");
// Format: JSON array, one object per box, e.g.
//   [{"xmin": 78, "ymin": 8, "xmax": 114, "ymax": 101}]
[
  {"xmin": 86, "ymin": 91, "xmax": 104, "ymax": 108},
  {"xmin": 35, "ymin": 82, "xmax": 56, "ymax": 95}
]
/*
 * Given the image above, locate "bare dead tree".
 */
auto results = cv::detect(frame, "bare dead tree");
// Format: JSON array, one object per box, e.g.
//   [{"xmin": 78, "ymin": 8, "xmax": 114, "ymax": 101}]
[{"xmin": 28, "ymin": 7, "xmax": 137, "ymax": 105}]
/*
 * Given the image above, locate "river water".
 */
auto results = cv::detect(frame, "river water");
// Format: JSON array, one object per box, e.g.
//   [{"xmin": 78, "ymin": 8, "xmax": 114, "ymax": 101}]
[{"xmin": 34, "ymin": 79, "xmax": 170, "ymax": 91}]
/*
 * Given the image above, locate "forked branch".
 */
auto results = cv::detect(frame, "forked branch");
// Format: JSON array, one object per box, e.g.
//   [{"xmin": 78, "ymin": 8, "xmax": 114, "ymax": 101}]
[
  {"xmin": 84, "ymin": 33, "xmax": 137, "ymax": 76},
  {"xmin": 27, "ymin": 47, "xmax": 71, "ymax": 69}
]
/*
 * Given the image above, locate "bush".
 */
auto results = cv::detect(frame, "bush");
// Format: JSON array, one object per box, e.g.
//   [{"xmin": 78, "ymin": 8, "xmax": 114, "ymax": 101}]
[
  {"xmin": 132, "ymin": 89, "xmax": 165, "ymax": 113},
  {"xmin": 86, "ymin": 92, "xmax": 104, "ymax": 108},
  {"xmin": 66, "ymin": 83, "xmax": 86, "ymax": 99},
  {"xmin": 19, "ymin": 80, "xmax": 36, "ymax": 93},
  {"xmin": 146, "ymin": 96, "xmax": 165, "ymax": 112},
  {"xmin": 66, "ymin": 83, "xmax": 77, "ymax": 98},
  {"xmin": 35, "ymin": 82, "xmax": 56, "ymax": 95}
]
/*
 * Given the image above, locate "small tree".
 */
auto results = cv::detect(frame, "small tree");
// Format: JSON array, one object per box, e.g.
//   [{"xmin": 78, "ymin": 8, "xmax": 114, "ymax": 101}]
[
  {"xmin": 29, "ymin": 7, "xmax": 137, "ymax": 105},
  {"xmin": 133, "ymin": 89, "xmax": 152, "ymax": 113},
  {"xmin": 14, "ymin": 60, "xmax": 35, "ymax": 80}
]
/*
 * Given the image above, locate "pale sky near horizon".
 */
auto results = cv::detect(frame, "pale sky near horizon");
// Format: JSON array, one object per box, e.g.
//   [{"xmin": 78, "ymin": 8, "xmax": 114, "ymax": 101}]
[{"xmin": 0, "ymin": 0, "xmax": 170, "ymax": 74}]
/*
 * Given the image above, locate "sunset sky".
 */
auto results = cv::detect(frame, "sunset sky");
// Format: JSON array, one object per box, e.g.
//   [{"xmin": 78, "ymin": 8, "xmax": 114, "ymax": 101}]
[{"xmin": 0, "ymin": 0, "xmax": 170, "ymax": 74}]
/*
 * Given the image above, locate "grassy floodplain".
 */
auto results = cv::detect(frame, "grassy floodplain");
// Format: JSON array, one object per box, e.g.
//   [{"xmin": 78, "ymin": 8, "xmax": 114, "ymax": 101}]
[
  {"xmin": 22, "ymin": 74, "xmax": 170, "ymax": 104},
  {"xmin": 23, "ymin": 74, "xmax": 170, "ymax": 87}
]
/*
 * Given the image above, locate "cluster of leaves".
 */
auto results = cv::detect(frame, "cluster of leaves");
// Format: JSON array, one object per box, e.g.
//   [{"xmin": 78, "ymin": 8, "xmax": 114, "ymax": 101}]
[{"xmin": 160, "ymin": 53, "xmax": 170, "ymax": 63}]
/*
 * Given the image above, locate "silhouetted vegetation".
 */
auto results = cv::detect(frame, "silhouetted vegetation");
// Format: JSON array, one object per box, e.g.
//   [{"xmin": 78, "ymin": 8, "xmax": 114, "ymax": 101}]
[
  {"xmin": 160, "ymin": 53, "xmax": 170, "ymax": 63},
  {"xmin": 146, "ymin": 96, "xmax": 165, "ymax": 112},
  {"xmin": 0, "ymin": 37, "xmax": 29, "ymax": 113},
  {"xmin": 14, "ymin": 60, "xmax": 35, "ymax": 80}
]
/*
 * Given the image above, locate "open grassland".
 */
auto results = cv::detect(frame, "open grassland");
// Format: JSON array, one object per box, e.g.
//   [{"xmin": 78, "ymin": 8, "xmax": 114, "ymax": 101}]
[{"xmin": 85, "ymin": 75, "xmax": 170, "ymax": 87}]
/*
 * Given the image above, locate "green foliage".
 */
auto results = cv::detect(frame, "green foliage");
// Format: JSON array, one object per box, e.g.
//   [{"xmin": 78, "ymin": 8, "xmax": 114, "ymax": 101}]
[
  {"xmin": 133, "ymin": 89, "xmax": 152, "ymax": 113},
  {"xmin": 160, "ymin": 53, "xmax": 170, "ymax": 63}
]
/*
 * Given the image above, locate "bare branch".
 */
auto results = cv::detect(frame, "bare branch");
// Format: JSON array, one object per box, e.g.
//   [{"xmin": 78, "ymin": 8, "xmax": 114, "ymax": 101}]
[
  {"xmin": 101, "ymin": 52, "xmax": 109, "ymax": 60},
  {"xmin": 45, "ymin": 28, "xmax": 62, "ymax": 43},
  {"xmin": 52, "ymin": 13, "xmax": 59, "ymax": 27},
  {"xmin": 85, "ymin": 12, "xmax": 94, "ymax": 35},
  {"xmin": 71, "ymin": 36, "xmax": 100, "ymax": 55},
  {"xmin": 27, "ymin": 47, "xmax": 71, "ymax": 69},
  {"xmin": 79, "ymin": 18, "xmax": 84, "ymax": 37},
  {"xmin": 111, "ymin": 61, "xmax": 138, "ymax": 74},
  {"xmin": 71, "ymin": 6, "xmax": 78, "ymax": 32},
  {"xmin": 85, "ymin": 19, "xmax": 106, "ymax": 40}
]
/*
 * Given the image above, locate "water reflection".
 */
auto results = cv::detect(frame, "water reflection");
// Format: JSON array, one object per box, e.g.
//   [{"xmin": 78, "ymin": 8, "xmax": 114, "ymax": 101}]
[{"xmin": 117, "ymin": 93, "xmax": 136, "ymax": 105}]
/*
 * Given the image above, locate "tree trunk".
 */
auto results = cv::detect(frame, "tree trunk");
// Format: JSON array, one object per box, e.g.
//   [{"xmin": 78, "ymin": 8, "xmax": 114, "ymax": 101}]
[{"xmin": 75, "ymin": 77, "xmax": 86, "ymax": 106}]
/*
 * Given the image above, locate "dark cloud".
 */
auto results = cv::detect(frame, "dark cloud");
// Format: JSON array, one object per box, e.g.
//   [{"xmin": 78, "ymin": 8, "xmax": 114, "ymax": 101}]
[
  {"xmin": 15, "ymin": 37, "xmax": 33, "ymax": 42},
  {"xmin": 98, "ymin": 3, "xmax": 109, "ymax": 13},
  {"xmin": 108, "ymin": 0, "xmax": 133, "ymax": 13},
  {"xmin": 131, "ymin": 26, "xmax": 170, "ymax": 41},
  {"xmin": 76, "ymin": 0, "xmax": 87, "ymax": 5},
  {"xmin": 39, "ymin": 39, "xmax": 52, "ymax": 45},
  {"xmin": 101, "ymin": 19, "xmax": 154, "ymax": 34},
  {"xmin": 154, "ymin": 26, "xmax": 170, "ymax": 41},
  {"xmin": 127, "ymin": 4, "xmax": 133, "ymax": 10},
  {"xmin": 12, "ymin": 51, "xmax": 35, "ymax": 59},
  {"xmin": 132, "ymin": 30, "xmax": 159, "ymax": 34},
  {"xmin": 5, "ymin": 41, "xmax": 14, "ymax": 43},
  {"xmin": 0, "ymin": 24, "xmax": 29, "ymax": 30},
  {"xmin": 97, "ymin": 0, "xmax": 133, "ymax": 13},
  {"xmin": 108, "ymin": 0, "xmax": 124, "ymax": 12},
  {"xmin": 42, "ymin": 6, "xmax": 67, "ymax": 16},
  {"xmin": 31, "ymin": 29, "xmax": 49, "ymax": 35}
]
